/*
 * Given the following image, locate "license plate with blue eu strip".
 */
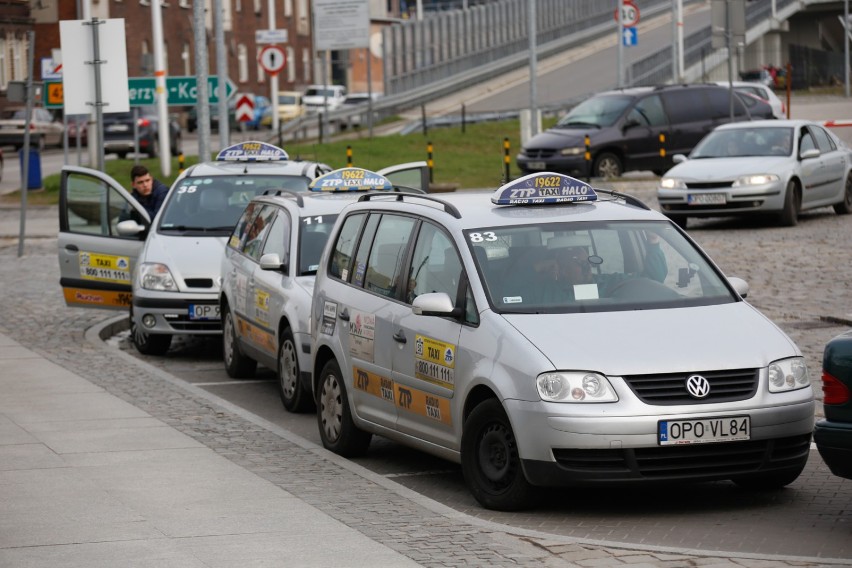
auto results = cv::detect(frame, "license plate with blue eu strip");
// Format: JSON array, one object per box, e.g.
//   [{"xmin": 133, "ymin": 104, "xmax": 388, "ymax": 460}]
[
  {"xmin": 189, "ymin": 304, "xmax": 220, "ymax": 320},
  {"xmin": 658, "ymin": 415, "xmax": 750, "ymax": 445}
]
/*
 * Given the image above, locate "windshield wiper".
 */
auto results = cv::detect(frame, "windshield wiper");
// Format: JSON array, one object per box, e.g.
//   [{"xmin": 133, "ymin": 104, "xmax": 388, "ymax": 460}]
[{"xmin": 557, "ymin": 121, "xmax": 600, "ymax": 128}]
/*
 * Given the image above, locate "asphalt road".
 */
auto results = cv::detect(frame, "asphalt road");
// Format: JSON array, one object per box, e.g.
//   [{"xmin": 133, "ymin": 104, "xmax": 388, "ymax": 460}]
[{"xmin": 105, "ymin": 179, "xmax": 852, "ymax": 562}]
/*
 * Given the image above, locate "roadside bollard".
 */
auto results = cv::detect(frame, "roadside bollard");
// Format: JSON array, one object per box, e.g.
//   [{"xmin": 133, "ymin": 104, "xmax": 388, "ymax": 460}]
[
  {"xmin": 584, "ymin": 134, "xmax": 592, "ymax": 181},
  {"xmin": 659, "ymin": 133, "xmax": 666, "ymax": 161},
  {"xmin": 178, "ymin": 152, "xmax": 185, "ymax": 174},
  {"xmin": 427, "ymin": 141, "xmax": 434, "ymax": 183},
  {"xmin": 346, "ymin": 145, "xmax": 353, "ymax": 167},
  {"xmin": 503, "ymin": 138, "xmax": 511, "ymax": 183}
]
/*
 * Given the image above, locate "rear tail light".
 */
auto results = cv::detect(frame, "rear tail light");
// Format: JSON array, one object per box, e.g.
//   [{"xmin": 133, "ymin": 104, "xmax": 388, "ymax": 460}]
[
  {"xmin": 137, "ymin": 118, "xmax": 151, "ymax": 127},
  {"xmin": 822, "ymin": 371, "xmax": 850, "ymax": 405}
]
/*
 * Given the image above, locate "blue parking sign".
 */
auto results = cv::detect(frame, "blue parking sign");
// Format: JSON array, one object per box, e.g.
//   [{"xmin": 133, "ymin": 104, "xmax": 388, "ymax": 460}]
[{"xmin": 622, "ymin": 27, "xmax": 637, "ymax": 47}]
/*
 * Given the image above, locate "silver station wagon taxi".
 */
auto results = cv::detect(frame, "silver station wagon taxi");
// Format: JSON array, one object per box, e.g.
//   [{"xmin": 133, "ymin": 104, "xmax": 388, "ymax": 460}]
[
  {"xmin": 310, "ymin": 173, "xmax": 815, "ymax": 511},
  {"xmin": 219, "ymin": 168, "xmax": 419, "ymax": 412}
]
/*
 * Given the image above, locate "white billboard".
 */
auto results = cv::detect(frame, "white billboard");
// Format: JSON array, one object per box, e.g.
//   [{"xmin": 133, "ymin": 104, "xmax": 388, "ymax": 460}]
[
  {"xmin": 60, "ymin": 19, "xmax": 129, "ymax": 114},
  {"xmin": 313, "ymin": 0, "xmax": 370, "ymax": 51}
]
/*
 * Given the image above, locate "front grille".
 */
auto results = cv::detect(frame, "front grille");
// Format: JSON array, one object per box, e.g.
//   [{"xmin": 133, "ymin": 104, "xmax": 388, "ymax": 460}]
[
  {"xmin": 523, "ymin": 148, "xmax": 557, "ymax": 159},
  {"xmin": 184, "ymin": 278, "xmax": 215, "ymax": 288},
  {"xmin": 623, "ymin": 368, "xmax": 758, "ymax": 405},
  {"xmin": 552, "ymin": 434, "xmax": 811, "ymax": 479},
  {"xmin": 685, "ymin": 181, "xmax": 734, "ymax": 189}
]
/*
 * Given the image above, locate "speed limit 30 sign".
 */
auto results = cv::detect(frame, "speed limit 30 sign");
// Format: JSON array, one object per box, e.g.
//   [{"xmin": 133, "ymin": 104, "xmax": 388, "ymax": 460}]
[{"xmin": 614, "ymin": 1, "xmax": 640, "ymax": 27}]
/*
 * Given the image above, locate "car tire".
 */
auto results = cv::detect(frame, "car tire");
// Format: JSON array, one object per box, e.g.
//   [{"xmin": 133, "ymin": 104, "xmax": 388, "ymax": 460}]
[
  {"xmin": 278, "ymin": 326, "xmax": 313, "ymax": 412},
  {"xmin": 667, "ymin": 214, "xmax": 688, "ymax": 229},
  {"xmin": 147, "ymin": 139, "xmax": 158, "ymax": 159},
  {"xmin": 731, "ymin": 464, "xmax": 805, "ymax": 490},
  {"xmin": 460, "ymin": 398, "xmax": 536, "ymax": 511},
  {"xmin": 130, "ymin": 307, "xmax": 172, "ymax": 356},
  {"xmin": 778, "ymin": 179, "xmax": 800, "ymax": 227},
  {"xmin": 116, "ymin": 152, "xmax": 128, "ymax": 160},
  {"xmin": 222, "ymin": 307, "xmax": 257, "ymax": 378},
  {"xmin": 593, "ymin": 152, "xmax": 622, "ymax": 179},
  {"xmin": 833, "ymin": 174, "xmax": 852, "ymax": 215},
  {"xmin": 316, "ymin": 358, "xmax": 371, "ymax": 457},
  {"xmin": 171, "ymin": 135, "xmax": 182, "ymax": 158}
]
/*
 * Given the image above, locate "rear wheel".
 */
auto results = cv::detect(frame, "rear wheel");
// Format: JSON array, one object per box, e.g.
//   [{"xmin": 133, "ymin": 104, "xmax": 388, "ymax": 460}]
[
  {"xmin": 593, "ymin": 152, "xmax": 622, "ymax": 178},
  {"xmin": 461, "ymin": 399, "xmax": 536, "ymax": 511},
  {"xmin": 316, "ymin": 359, "xmax": 371, "ymax": 457},
  {"xmin": 278, "ymin": 327, "xmax": 313, "ymax": 412},
  {"xmin": 222, "ymin": 307, "xmax": 257, "ymax": 378},
  {"xmin": 130, "ymin": 306, "xmax": 171, "ymax": 356},
  {"xmin": 833, "ymin": 174, "xmax": 852, "ymax": 215},
  {"xmin": 116, "ymin": 151, "xmax": 128, "ymax": 160},
  {"xmin": 778, "ymin": 180, "xmax": 800, "ymax": 227}
]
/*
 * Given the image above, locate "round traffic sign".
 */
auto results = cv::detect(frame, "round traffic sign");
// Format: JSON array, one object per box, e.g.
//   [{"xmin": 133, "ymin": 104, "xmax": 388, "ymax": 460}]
[
  {"xmin": 614, "ymin": 2, "xmax": 640, "ymax": 28},
  {"xmin": 258, "ymin": 45, "xmax": 286, "ymax": 75}
]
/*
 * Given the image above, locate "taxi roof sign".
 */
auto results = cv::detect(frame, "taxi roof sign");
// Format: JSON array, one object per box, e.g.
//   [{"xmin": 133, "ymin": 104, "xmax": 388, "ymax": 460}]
[
  {"xmin": 216, "ymin": 141, "xmax": 289, "ymax": 162},
  {"xmin": 309, "ymin": 167, "xmax": 393, "ymax": 192},
  {"xmin": 492, "ymin": 172, "xmax": 598, "ymax": 205}
]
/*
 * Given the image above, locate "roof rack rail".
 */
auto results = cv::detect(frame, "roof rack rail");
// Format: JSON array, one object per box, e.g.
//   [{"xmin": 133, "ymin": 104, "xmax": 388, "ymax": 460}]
[
  {"xmin": 593, "ymin": 188, "xmax": 650, "ymax": 211},
  {"xmin": 358, "ymin": 192, "xmax": 462, "ymax": 219},
  {"xmin": 262, "ymin": 188, "xmax": 304, "ymax": 207}
]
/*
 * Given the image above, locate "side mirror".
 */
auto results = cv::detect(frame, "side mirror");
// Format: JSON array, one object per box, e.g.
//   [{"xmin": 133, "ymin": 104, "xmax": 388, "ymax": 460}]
[
  {"xmin": 412, "ymin": 292, "xmax": 461, "ymax": 317},
  {"xmin": 799, "ymin": 148, "xmax": 820, "ymax": 160},
  {"xmin": 622, "ymin": 118, "xmax": 640, "ymax": 130},
  {"xmin": 672, "ymin": 154, "xmax": 687, "ymax": 164},
  {"xmin": 727, "ymin": 276, "xmax": 749, "ymax": 299},
  {"xmin": 260, "ymin": 253, "xmax": 288, "ymax": 273},
  {"xmin": 116, "ymin": 219, "xmax": 146, "ymax": 237}
]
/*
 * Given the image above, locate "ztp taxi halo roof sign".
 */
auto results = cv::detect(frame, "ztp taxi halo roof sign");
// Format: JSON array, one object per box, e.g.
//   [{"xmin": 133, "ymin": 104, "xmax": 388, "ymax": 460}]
[
  {"xmin": 216, "ymin": 141, "xmax": 289, "ymax": 162},
  {"xmin": 309, "ymin": 167, "xmax": 393, "ymax": 192},
  {"xmin": 492, "ymin": 172, "xmax": 598, "ymax": 205}
]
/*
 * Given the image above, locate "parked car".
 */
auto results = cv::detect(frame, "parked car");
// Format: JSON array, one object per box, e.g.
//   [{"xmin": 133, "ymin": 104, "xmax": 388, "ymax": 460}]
[
  {"xmin": 657, "ymin": 119, "xmax": 852, "ymax": 228},
  {"xmin": 338, "ymin": 93, "xmax": 379, "ymax": 128},
  {"xmin": 269, "ymin": 90, "xmax": 306, "ymax": 125},
  {"xmin": 102, "ymin": 106, "xmax": 182, "ymax": 159},
  {"xmin": 815, "ymin": 330, "xmax": 852, "ymax": 480},
  {"xmin": 303, "ymin": 84, "xmax": 347, "ymax": 114},
  {"xmin": 715, "ymin": 80, "xmax": 786, "ymax": 119},
  {"xmin": 516, "ymin": 84, "xmax": 773, "ymax": 179},
  {"xmin": 311, "ymin": 172, "xmax": 815, "ymax": 511},
  {"xmin": 0, "ymin": 107, "xmax": 64, "ymax": 151},
  {"xmin": 65, "ymin": 115, "xmax": 88, "ymax": 146},
  {"xmin": 188, "ymin": 97, "xmax": 270, "ymax": 133},
  {"xmin": 219, "ymin": 167, "xmax": 424, "ymax": 412}
]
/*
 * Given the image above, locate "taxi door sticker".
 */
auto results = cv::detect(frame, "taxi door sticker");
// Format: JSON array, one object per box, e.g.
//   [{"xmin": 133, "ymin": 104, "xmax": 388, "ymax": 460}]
[
  {"xmin": 414, "ymin": 335, "xmax": 455, "ymax": 390},
  {"xmin": 353, "ymin": 366, "xmax": 452, "ymax": 425},
  {"xmin": 254, "ymin": 289, "xmax": 270, "ymax": 326},
  {"xmin": 236, "ymin": 315, "xmax": 276, "ymax": 353},
  {"xmin": 79, "ymin": 252, "xmax": 131, "ymax": 283},
  {"xmin": 349, "ymin": 310, "xmax": 375, "ymax": 362},
  {"xmin": 321, "ymin": 301, "xmax": 337, "ymax": 335}
]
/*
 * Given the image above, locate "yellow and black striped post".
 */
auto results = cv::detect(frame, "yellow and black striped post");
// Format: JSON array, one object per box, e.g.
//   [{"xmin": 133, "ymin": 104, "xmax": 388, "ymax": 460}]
[
  {"xmin": 659, "ymin": 133, "xmax": 667, "ymax": 161},
  {"xmin": 178, "ymin": 153, "xmax": 185, "ymax": 174},
  {"xmin": 584, "ymin": 134, "xmax": 592, "ymax": 181},
  {"xmin": 503, "ymin": 137, "xmax": 511, "ymax": 183},
  {"xmin": 346, "ymin": 145, "xmax": 353, "ymax": 167},
  {"xmin": 427, "ymin": 141, "xmax": 434, "ymax": 183}
]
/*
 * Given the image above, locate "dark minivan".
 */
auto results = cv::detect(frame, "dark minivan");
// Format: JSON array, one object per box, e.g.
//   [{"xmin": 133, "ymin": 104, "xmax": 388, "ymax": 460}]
[{"xmin": 516, "ymin": 84, "xmax": 774, "ymax": 179}]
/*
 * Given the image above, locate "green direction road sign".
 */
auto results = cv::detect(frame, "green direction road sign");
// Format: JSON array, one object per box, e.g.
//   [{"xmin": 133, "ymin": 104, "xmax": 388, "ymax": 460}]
[{"xmin": 128, "ymin": 76, "xmax": 236, "ymax": 106}]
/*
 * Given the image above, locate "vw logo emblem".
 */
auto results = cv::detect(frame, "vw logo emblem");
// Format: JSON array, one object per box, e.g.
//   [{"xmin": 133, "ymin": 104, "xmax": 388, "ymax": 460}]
[{"xmin": 686, "ymin": 375, "xmax": 711, "ymax": 398}]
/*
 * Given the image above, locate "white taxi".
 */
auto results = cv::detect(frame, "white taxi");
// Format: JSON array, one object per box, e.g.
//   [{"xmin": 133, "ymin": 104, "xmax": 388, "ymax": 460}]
[
  {"xmin": 310, "ymin": 172, "xmax": 815, "ymax": 511},
  {"xmin": 219, "ymin": 168, "xmax": 418, "ymax": 412},
  {"xmin": 57, "ymin": 141, "xmax": 428, "ymax": 356}
]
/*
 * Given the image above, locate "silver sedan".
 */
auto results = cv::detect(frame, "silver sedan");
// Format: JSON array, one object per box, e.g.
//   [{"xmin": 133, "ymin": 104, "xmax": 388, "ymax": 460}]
[{"xmin": 657, "ymin": 120, "xmax": 852, "ymax": 228}]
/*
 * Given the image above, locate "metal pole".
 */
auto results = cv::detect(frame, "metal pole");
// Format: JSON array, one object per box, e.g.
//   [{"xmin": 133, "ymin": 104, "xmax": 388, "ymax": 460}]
[
  {"xmin": 214, "ymin": 0, "xmax": 229, "ymax": 148},
  {"xmin": 18, "ymin": 29, "xmax": 35, "ymax": 258},
  {"xmin": 192, "ymin": 0, "xmax": 210, "ymax": 162},
  {"xmin": 152, "ymin": 0, "xmax": 171, "ymax": 175},
  {"xmin": 676, "ymin": 0, "xmax": 684, "ymax": 81},
  {"xmin": 727, "ymin": 0, "xmax": 735, "ymax": 120},
  {"xmin": 367, "ymin": 47, "xmax": 374, "ymax": 138},
  {"xmin": 528, "ymin": 0, "xmax": 538, "ymax": 137},
  {"xmin": 845, "ymin": 0, "xmax": 850, "ymax": 97},
  {"xmin": 617, "ymin": 0, "xmax": 624, "ymax": 88},
  {"xmin": 269, "ymin": 0, "xmax": 279, "ymax": 135},
  {"xmin": 87, "ymin": 18, "xmax": 106, "ymax": 172},
  {"xmin": 671, "ymin": 0, "xmax": 677, "ymax": 82}
]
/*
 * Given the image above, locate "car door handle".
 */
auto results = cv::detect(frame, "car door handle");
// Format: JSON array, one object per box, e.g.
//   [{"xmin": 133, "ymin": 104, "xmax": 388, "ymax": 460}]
[
  {"xmin": 338, "ymin": 308, "xmax": 349, "ymax": 321},
  {"xmin": 393, "ymin": 330, "xmax": 407, "ymax": 344},
  {"xmin": 65, "ymin": 244, "xmax": 79, "ymax": 252}
]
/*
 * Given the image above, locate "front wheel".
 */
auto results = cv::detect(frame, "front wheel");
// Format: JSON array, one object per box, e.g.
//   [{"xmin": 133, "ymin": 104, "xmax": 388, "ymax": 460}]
[
  {"xmin": 461, "ymin": 399, "xmax": 536, "ymax": 511},
  {"xmin": 833, "ymin": 174, "xmax": 852, "ymax": 215},
  {"xmin": 278, "ymin": 327, "xmax": 313, "ymax": 412},
  {"xmin": 222, "ymin": 307, "xmax": 257, "ymax": 378},
  {"xmin": 130, "ymin": 307, "xmax": 171, "ymax": 356},
  {"xmin": 593, "ymin": 152, "xmax": 622, "ymax": 179},
  {"xmin": 778, "ymin": 180, "xmax": 800, "ymax": 227},
  {"xmin": 316, "ymin": 359, "xmax": 371, "ymax": 457}
]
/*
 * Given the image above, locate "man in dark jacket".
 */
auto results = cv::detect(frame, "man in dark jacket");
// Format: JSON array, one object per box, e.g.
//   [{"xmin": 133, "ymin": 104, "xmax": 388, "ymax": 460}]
[{"xmin": 127, "ymin": 164, "xmax": 169, "ymax": 219}]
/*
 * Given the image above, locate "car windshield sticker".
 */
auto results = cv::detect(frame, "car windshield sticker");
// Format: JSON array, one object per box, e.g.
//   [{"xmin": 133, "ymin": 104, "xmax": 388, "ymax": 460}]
[
  {"xmin": 78, "ymin": 252, "xmax": 131, "ymax": 283},
  {"xmin": 349, "ymin": 310, "xmax": 375, "ymax": 362},
  {"xmin": 309, "ymin": 167, "xmax": 393, "ymax": 192},
  {"xmin": 353, "ymin": 366, "xmax": 453, "ymax": 425},
  {"xmin": 414, "ymin": 335, "xmax": 455, "ymax": 390},
  {"xmin": 491, "ymin": 172, "xmax": 598, "ymax": 205},
  {"xmin": 216, "ymin": 141, "xmax": 289, "ymax": 162},
  {"xmin": 321, "ymin": 301, "xmax": 337, "ymax": 335}
]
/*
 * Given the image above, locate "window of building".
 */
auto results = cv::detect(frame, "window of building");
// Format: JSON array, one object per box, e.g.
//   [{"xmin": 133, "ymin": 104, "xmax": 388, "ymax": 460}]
[
  {"xmin": 256, "ymin": 46, "xmax": 265, "ymax": 83},
  {"xmin": 181, "ymin": 42, "xmax": 191, "ymax": 75},
  {"xmin": 238, "ymin": 43, "xmax": 248, "ymax": 83},
  {"xmin": 286, "ymin": 46, "xmax": 295, "ymax": 83},
  {"xmin": 283, "ymin": 0, "xmax": 292, "ymax": 17},
  {"xmin": 302, "ymin": 47, "xmax": 310, "ymax": 82}
]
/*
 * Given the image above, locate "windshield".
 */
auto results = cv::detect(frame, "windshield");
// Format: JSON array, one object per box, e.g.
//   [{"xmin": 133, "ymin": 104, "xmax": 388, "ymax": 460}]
[
  {"xmin": 158, "ymin": 175, "xmax": 311, "ymax": 233},
  {"xmin": 298, "ymin": 214, "xmax": 339, "ymax": 275},
  {"xmin": 279, "ymin": 94, "xmax": 299, "ymax": 104},
  {"xmin": 466, "ymin": 220, "xmax": 736, "ymax": 313},
  {"xmin": 556, "ymin": 95, "xmax": 633, "ymax": 128},
  {"xmin": 691, "ymin": 127, "xmax": 794, "ymax": 158},
  {"xmin": 304, "ymin": 88, "xmax": 340, "ymax": 98}
]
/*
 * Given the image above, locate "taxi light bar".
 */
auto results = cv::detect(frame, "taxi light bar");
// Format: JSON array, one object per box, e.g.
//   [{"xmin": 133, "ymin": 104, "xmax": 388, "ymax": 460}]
[
  {"xmin": 492, "ymin": 172, "xmax": 598, "ymax": 205},
  {"xmin": 309, "ymin": 167, "xmax": 393, "ymax": 192},
  {"xmin": 216, "ymin": 141, "xmax": 289, "ymax": 162}
]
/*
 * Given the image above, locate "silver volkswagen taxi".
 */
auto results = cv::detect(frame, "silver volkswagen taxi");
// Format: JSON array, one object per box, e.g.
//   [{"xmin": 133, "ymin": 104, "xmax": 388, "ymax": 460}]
[
  {"xmin": 58, "ymin": 141, "xmax": 428, "ymax": 356},
  {"xmin": 310, "ymin": 172, "xmax": 815, "ymax": 511},
  {"xmin": 220, "ymin": 168, "xmax": 418, "ymax": 412}
]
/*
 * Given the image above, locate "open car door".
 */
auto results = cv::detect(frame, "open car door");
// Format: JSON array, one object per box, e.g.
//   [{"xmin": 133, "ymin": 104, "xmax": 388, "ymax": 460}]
[
  {"xmin": 57, "ymin": 166, "xmax": 151, "ymax": 310},
  {"xmin": 377, "ymin": 161, "xmax": 429, "ymax": 194}
]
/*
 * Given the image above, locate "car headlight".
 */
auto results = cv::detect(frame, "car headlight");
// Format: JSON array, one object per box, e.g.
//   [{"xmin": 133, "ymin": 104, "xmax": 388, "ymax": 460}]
[
  {"xmin": 559, "ymin": 146, "xmax": 585, "ymax": 156},
  {"xmin": 767, "ymin": 357, "xmax": 810, "ymax": 393},
  {"xmin": 733, "ymin": 174, "xmax": 779, "ymax": 187},
  {"xmin": 660, "ymin": 177, "xmax": 686, "ymax": 189},
  {"xmin": 536, "ymin": 372, "xmax": 618, "ymax": 403},
  {"xmin": 138, "ymin": 263, "xmax": 178, "ymax": 291}
]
